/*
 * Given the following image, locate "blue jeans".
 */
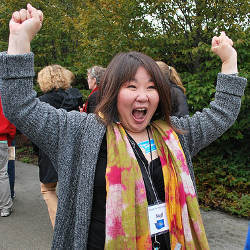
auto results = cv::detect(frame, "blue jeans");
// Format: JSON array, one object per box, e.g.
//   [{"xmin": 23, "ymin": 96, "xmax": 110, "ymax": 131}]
[{"xmin": 7, "ymin": 140, "xmax": 15, "ymax": 198}]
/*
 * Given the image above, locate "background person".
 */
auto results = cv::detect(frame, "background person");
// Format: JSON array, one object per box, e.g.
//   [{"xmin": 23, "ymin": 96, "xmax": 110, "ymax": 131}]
[
  {"xmin": 81, "ymin": 65, "xmax": 106, "ymax": 113},
  {"xmin": 0, "ymin": 4, "xmax": 247, "ymax": 249},
  {"xmin": 34, "ymin": 64, "xmax": 83, "ymax": 228},
  {"xmin": 0, "ymin": 96, "xmax": 16, "ymax": 217},
  {"xmin": 156, "ymin": 61, "xmax": 189, "ymax": 117},
  {"xmin": 8, "ymin": 139, "xmax": 16, "ymax": 199}
]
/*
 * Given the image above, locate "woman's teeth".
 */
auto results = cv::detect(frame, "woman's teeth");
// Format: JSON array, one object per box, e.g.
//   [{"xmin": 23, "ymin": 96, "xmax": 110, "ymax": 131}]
[{"xmin": 132, "ymin": 108, "xmax": 147, "ymax": 119}]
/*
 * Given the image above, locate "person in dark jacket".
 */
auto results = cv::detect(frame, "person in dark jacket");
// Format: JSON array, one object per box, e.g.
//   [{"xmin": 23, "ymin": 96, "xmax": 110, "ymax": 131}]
[
  {"xmin": 156, "ymin": 61, "xmax": 189, "ymax": 117},
  {"xmin": 81, "ymin": 65, "xmax": 106, "ymax": 113},
  {"xmin": 35, "ymin": 64, "xmax": 83, "ymax": 227}
]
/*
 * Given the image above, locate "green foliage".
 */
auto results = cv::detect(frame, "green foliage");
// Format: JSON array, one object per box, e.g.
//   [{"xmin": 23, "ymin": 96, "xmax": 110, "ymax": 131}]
[
  {"xmin": 16, "ymin": 146, "xmax": 38, "ymax": 164},
  {"xmin": 18, "ymin": 156, "xmax": 33, "ymax": 164},
  {"xmin": 80, "ymin": 89, "xmax": 91, "ymax": 102},
  {"xmin": 193, "ymin": 143, "xmax": 250, "ymax": 218}
]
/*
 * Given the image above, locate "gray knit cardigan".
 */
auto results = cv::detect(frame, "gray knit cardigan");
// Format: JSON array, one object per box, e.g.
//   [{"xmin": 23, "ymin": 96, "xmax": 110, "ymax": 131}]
[{"xmin": 0, "ymin": 52, "xmax": 247, "ymax": 249}]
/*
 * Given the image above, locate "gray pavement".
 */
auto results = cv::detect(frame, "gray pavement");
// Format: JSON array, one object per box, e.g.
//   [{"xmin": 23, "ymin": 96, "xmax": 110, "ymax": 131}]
[
  {"xmin": 0, "ymin": 161, "xmax": 248, "ymax": 250},
  {"xmin": 0, "ymin": 161, "xmax": 52, "ymax": 250}
]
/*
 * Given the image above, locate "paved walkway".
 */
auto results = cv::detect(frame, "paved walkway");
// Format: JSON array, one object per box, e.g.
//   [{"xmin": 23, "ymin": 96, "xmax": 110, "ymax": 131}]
[{"xmin": 0, "ymin": 161, "xmax": 248, "ymax": 249}]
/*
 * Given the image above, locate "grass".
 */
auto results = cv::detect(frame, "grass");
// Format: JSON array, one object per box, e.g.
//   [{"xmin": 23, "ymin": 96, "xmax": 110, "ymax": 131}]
[
  {"xmin": 193, "ymin": 152, "xmax": 250, "ymax": 218},
  {"xmin": 16, "ymin": 141, "xmax": 38, "ymax": 165}
]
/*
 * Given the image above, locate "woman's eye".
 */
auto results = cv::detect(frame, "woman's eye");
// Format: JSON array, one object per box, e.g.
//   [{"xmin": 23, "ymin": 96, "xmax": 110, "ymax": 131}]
[
  {"xmin": 148, "ymin": 85, "xmax": 156, "ymax": 89},
  {"xmin": 127, "ymin": 84, "xmax": 136, "ymax": 89}
]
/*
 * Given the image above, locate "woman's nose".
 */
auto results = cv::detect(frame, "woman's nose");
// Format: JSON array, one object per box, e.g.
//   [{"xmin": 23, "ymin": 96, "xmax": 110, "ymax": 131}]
[{"xmin": 135, "ymin": 90, "xmax": 149, "ymax": 102}]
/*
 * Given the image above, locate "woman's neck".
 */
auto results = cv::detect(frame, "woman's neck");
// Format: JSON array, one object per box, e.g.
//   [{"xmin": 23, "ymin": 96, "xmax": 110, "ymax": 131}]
[
  {"xmin": 126, "ymin": 129, "xmax": 149, "ymax": 144},
  {"xmin": 127, "ymin": 127, "xmax": 158, "ymax": 163},
  {"xmin": 92, "ymin": 84, "xmax": 98, "ymax": 90}
]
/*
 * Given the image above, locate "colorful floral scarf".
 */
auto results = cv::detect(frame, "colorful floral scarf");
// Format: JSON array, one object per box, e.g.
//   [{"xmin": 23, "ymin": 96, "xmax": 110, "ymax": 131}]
[{"xmin": 105, "ymin": 121, "xmax": 209, "ymax": 249}]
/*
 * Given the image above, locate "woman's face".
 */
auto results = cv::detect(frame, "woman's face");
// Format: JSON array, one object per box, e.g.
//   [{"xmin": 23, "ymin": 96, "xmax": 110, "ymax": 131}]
[
  {"xmin": 117, "ymin": 66, "xmax": 159, "ymax": 134},
  {"xmin": 87, "ymin": 74, "xmax": 97, "ymax": 90}
]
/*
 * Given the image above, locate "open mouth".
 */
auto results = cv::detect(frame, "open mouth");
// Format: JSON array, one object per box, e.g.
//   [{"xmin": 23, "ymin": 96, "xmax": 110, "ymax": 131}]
[{"xmin": 132, "ymin": 108, "xmax": 147, "ymax": 121}]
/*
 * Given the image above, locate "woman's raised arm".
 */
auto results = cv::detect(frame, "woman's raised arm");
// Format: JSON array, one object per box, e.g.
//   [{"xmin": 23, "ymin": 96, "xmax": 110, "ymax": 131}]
[
  {"xmin": 0, "ymin": 5, "xmax": 87, "ymax": 168},
  {"xmin": 172, "ymin": 32, "xmax": 246, "ymax": 157}
]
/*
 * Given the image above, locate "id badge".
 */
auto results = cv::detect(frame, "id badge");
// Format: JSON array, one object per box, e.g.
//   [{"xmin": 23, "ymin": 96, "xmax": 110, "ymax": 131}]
[
  {"xmin": 8, "ymin": 146, "xmax": 15, "ymax": 160},
  {"xmin": 147, "ymin": 202, "xmax": 169, "ymax": 236}
]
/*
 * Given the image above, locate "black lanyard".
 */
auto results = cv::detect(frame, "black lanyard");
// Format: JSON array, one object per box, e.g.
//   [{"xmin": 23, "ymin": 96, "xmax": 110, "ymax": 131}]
[
  {"xmin": 126, "ymin": 129, "xmax": 171, "ymax": 249},
  {"xmin": 126, "ymin": 128, "xmax": 160, "ymax": 204}
]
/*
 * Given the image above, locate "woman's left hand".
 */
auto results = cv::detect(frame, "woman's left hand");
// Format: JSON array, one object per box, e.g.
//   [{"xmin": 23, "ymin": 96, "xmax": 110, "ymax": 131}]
[{"xmin": 211, "ymin": 31, "xmax": 238, "ymax": 74}]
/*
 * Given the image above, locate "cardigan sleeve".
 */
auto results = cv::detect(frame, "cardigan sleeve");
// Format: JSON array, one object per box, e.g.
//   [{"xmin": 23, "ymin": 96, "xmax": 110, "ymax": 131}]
[
  {"xmin": 171, "ymin": 73, "xmax": 247, "ymax": 157},
  {"xmin": 0, "ymin": 52, "xmax": 87, "ymax": 165}
]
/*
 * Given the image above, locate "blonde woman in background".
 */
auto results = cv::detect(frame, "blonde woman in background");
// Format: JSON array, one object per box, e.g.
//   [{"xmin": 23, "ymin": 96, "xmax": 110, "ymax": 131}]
[
  {"xmin": 156, "ymin": 61, "xmax": 189, "ymax": 117},
  {"xmin": 35, "ymin": 64, "xmax": 83, "ymax": 227}
]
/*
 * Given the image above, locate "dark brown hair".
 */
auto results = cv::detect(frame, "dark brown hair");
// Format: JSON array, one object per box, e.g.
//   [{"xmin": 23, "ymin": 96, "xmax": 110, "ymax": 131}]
[{"xmin": 95, "ymin": 51, "xmax": 173, "ymax": 128}]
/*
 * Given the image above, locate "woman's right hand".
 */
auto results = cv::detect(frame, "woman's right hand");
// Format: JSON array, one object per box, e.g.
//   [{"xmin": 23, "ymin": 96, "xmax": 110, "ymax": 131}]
[{"xmin": 8, "ymin": 4, "xmax": 43, "ymax": 55}]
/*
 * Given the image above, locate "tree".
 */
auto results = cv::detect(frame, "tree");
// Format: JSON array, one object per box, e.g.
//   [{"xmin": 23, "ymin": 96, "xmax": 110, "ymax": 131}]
[
  {"xmin": 0, "ymin": 0, "xmax": 83, "ymax": 71},
  {"xmin": 74, "ymin": 0, "xmax": 154, "ymax": 68}
]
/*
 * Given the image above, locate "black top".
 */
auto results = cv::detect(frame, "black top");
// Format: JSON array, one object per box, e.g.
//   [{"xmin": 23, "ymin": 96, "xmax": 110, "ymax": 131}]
[
  {"xmin": 170, "ymin": 82, "xmax": 189, "ymax": 117},
  {"xmin": 86, "ymin": 90, "xmax": 99, "ymax": 113},
  {"xmin": 35, "ymin": 88, "xmax": 83, "ymax": 183},
  {"xmin": 39, "ymin": 88, "xmax": 83, "ymax": 111},
  {"xmin": 87, "ymin": 135, "xmax": 170, "ymax": 250}
]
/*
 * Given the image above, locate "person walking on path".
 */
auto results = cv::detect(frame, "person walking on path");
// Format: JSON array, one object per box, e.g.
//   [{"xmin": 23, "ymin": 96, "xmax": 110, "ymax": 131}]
[
  {"xmin": 0, "ymin": 96, "xmax": 16, "ymax": 217},
  {"xmin": 0, "ymin": 4, "xmax": 247, "ymax": 249},
  {"xmin": 34, "ymin": 64, "xmax": 83, "ymax": 228},
  {"xmin": 7, "ymin": 139, "xmax": 16, "ymax": 199}
]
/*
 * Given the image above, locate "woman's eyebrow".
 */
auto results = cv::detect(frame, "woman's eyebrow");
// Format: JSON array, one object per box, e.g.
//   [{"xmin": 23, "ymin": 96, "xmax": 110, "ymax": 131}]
[{"xmin": 132, "ymin": 77, "xmax": 153, "ymax": 82}]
